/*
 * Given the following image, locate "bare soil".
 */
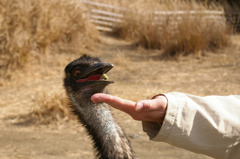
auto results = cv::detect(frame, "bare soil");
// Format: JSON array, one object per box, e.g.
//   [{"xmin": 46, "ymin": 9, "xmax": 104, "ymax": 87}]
[{"xmin": 0, "ymin": 35, "xmax": 240, "ymax": 159}]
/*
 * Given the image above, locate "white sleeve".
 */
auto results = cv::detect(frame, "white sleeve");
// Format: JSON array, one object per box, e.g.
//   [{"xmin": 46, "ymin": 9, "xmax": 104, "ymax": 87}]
[{"xmin": 142, "ymin": 92, "xmax": 240, "ymax": 159}]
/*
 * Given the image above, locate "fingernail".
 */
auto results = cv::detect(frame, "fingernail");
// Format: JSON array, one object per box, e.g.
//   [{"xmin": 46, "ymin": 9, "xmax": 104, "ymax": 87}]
[{"xmin": 136, "ymin": 103, "xmax": 143, "ymax": 111}]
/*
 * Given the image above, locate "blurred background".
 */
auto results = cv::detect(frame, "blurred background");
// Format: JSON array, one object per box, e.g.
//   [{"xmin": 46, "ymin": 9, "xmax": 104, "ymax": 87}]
[{"xmin": 0, "ymin": 0, "xmax": 239, "ymax": 158}]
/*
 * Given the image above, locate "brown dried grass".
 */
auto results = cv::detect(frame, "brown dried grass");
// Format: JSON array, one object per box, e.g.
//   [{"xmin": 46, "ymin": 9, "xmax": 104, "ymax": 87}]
[
  {"xmin": 15, "ymin": 90, "xmax": 75, "ymax": 125},
  {"xmin": 111, "ymin": 1, "xmax": 231, "ymax": 56},
  {"xmin": 0, "ymin": 0, "xmax": 98, "ymax": 72}
]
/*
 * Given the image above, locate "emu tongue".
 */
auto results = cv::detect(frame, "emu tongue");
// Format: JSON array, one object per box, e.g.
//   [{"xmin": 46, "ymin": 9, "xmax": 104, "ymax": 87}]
[{"xmin": 76, "ymin": 75, "xmax": 101, "ymax": 82}]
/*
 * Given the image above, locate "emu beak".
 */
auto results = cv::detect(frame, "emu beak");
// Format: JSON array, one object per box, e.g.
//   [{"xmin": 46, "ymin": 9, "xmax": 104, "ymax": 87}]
[
  {"xmin": 91, "ymin": 62, "xmax": 114, "ymax": 74},
  {"xmin": 76, "ymin": 62, "xmax": 114, "ymax": 83}
]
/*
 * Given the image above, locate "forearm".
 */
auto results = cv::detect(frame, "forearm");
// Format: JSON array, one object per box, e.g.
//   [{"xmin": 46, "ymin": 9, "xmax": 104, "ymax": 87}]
[{"xmin": 143, "ymin": 92, "xmax": 240, "ymax": 159}]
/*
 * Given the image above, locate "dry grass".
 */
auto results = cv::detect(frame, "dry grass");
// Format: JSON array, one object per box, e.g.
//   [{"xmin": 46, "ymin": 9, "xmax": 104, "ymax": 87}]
[
  {"xmin": 92, "ymin": 0, "xmax": 238, "ymax": 55},
  {"xmin": 110, "ymin": 1, "xmax": 231, "ymax": 56},
  {"xmin": 161, "ymin": 15, "xmax": 230, "ymax": 56},
  {"xmin": 13, "ymin": 90, "xmax": 75, "ymax": 125},
  {"xmin": 0, "ymin": 0, "xmax": 98, "ymax": 73}
]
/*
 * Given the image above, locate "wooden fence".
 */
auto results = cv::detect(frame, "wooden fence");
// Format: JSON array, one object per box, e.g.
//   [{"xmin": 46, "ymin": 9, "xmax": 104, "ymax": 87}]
[
  {"xmin": 82, "ymin": 0, "xmax": 125, "ymax": 32},
  {"xmin": 81, "ymin": 0, "xmax": 240, "ymax": 32}
]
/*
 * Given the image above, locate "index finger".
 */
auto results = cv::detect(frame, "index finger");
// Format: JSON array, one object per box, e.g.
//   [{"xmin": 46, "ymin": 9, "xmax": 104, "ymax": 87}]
[{"xmin": 91, "ymin": 93, "xmax": 136, "ymax": 113}]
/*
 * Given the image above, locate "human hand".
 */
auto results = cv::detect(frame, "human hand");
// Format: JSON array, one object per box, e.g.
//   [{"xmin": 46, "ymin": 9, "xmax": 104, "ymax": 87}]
[{"xmin": 91, "ymin": 93, "xmax": 168, "ymax": 123}]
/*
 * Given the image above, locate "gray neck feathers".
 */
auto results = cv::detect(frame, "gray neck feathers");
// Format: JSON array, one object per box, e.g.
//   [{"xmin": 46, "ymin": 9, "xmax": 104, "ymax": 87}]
[{"xmin": 69, "ymin": 93, "xmax": 135, "ymax": 159}]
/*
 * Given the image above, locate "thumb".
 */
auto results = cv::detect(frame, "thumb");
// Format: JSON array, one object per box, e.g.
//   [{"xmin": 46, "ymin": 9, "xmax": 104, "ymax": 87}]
[{"xmin": 135, "ymin": 96, "xmax": 167, "ymax": 112}]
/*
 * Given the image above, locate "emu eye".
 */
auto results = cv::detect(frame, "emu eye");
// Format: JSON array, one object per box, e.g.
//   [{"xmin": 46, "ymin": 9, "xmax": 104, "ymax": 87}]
[{"xmin": 74, "ymin": 70, "xmax": 81, "ymax": 77}]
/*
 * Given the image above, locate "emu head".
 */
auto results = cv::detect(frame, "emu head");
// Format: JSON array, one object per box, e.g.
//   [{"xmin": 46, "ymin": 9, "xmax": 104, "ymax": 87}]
[{"xmin": 64, "ymin": 54, "xmax": 114, "ymax": 98}]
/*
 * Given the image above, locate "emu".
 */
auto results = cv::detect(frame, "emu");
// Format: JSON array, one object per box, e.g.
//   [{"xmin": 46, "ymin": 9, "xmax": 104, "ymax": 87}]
[{"xmin": 63, "ymin": 54, "xmax": 135, "ymax": 159}]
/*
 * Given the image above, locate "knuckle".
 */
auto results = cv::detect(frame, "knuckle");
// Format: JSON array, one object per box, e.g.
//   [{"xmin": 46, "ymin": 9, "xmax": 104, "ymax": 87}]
[{"xmin": 143, "ymin": 101, "xmax": 152, "ymax": 111}]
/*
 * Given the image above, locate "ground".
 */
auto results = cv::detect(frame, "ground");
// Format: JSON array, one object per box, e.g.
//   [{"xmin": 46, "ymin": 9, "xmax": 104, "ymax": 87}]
[{"xmin": 0, "ymin": 34, "xmax": 240, "ymax": 159}]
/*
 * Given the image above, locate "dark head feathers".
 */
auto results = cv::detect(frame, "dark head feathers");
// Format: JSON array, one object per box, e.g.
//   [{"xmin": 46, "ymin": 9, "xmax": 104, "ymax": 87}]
[{"xmin": 64, "ymin": 54, "xmax": 101, "ymax": 73}]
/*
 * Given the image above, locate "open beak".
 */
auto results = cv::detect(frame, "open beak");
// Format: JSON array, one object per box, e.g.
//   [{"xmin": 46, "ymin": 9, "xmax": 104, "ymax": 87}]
[{"xmin": 76, "ymin": 62, "xmax": 114, "ymax": 83}]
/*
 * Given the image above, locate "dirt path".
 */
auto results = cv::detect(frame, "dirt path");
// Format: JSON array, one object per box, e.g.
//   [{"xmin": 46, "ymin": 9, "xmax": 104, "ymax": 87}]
[{"xmin": 0, "ymin": 35, "xmax": 240, "ymax": 159}]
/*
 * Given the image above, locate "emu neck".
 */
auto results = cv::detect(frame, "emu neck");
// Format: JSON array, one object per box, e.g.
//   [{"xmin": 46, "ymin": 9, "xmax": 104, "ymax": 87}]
[{"xmin": 70, "ymin": 92, "xmax": 134, "ymax": 159}]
